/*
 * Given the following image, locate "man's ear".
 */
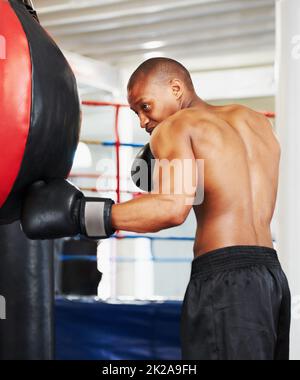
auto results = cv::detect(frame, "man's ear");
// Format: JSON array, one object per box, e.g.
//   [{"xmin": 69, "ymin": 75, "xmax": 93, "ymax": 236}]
[{"xmin": 170, "ymin": 79, "xmax": 183, "ymax": 100}]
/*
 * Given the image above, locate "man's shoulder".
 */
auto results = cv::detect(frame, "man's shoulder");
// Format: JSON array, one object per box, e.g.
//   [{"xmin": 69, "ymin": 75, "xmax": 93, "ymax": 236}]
[
  {"xmin": 219, "ymin": 104, "xmax": 268, "ymax": 123},
  {"xmin": 152, "ymin": 103, "xmax": 267, "ymax": 140},
  {"xmin": 152, "ymin": 109, "xmax": 220, "ymax": 147},
  {"xmin": 161, "ymin": 108, "xmax": 214, "ymax": 131},
  {"xmin": 153, "ymin": 110, "xmax": 195, "ymax": 136}
]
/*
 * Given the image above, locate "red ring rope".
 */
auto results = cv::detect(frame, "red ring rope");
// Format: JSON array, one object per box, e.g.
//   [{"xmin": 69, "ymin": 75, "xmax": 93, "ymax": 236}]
[{"xmin": 114, "ymin": 105, "xmax": 121, "ymax": 204}]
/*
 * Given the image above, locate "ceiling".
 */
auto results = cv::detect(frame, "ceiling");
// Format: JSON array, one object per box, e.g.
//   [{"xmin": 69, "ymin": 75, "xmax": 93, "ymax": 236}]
[{"xmin": 33, "ymin": 0, "xmax": 276, "ymax": 68}]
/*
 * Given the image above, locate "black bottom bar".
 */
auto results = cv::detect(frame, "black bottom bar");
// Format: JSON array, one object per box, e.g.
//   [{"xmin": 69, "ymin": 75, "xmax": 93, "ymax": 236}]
[{"xmin": 0, "ymin": 221, "xmax": 54, "ymax": 360}]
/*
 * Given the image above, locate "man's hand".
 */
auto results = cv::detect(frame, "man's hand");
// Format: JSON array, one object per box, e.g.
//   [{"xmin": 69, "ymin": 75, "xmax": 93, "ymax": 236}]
[{"xmin": 21, "ymin": 179, "xmax": 115, "ymax": 240}]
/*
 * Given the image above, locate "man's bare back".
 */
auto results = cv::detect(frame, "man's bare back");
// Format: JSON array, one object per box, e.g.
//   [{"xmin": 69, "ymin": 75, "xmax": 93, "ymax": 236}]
[{"xmin": 152, "ymin": 104, "xmax": 281, "ymax": 257}]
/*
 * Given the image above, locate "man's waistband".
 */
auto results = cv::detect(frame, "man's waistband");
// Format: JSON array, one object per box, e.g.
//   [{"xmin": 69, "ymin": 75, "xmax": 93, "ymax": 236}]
[{"xmin": 191, "ymin": 245, "xmax": 280, "ymax": 278}]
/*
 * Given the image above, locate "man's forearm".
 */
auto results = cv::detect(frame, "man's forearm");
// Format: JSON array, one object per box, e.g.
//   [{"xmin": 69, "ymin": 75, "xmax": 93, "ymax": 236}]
[{"xmin": 111, "ymin": 194, "xmax": 181, "ymax": 233}]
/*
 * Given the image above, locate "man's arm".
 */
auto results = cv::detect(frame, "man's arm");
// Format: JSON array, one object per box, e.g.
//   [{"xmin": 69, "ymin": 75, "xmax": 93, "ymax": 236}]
[
  {"xmin": 111, "ymin": 120, "xmax": 198, "ymax": 233},
  {"xmin": 20, "ymin": 120, "xmax": 198, "ymax": 240}
]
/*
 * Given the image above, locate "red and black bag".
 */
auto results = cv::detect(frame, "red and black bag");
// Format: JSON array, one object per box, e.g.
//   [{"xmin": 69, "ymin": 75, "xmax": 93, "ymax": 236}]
[{"xmin": 0, "ymin": 0, "xmax": 81, "ymax": 224}]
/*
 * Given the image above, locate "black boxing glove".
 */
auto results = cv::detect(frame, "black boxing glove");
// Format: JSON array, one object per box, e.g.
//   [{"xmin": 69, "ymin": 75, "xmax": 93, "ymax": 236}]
[
  {"xmin": 131, "ymin": 143, "xmax": 155, "ymax": 192},
  {"xmin": 21, "ymin": 179, "xmax": 115, "ymax": 240}
]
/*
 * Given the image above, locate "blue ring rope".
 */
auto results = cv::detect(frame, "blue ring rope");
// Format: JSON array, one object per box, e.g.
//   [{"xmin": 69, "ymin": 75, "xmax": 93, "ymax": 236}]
[
  {"xmin": 101, "ymin": 142, "xmax": 144, "ymax": 148},
  {"xmin": 59, "ymin": 255, "xmax": 192, "ymax": 263},
  {"xmin": 113, "ymin": 235, "xmax": 194, "ymax": 242},
  {"xmin": 59, "ymin": 235, "xmax": 194, "ymax": 262}
]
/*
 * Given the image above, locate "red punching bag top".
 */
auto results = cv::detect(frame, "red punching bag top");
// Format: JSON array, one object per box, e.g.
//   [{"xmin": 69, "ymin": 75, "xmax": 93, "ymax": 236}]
[{"xmin": 0, "ymin": 0, "xmax": 81, "ymax": 224}]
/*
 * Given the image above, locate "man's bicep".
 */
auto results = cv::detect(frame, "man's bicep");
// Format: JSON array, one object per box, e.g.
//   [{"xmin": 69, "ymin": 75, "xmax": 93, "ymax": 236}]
[{"xmin": 150, "ymin": 123, "xmax": 198, "ymax": 202}]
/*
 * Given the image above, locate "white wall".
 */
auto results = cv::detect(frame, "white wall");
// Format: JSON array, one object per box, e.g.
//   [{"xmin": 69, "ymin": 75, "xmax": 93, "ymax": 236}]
[{"xmin": 276, "ymin": 0, "xmax": 300, "ymax": 361}]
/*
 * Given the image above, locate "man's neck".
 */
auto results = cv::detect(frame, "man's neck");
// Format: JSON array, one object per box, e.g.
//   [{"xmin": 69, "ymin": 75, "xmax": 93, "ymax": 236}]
[{"xmin": 181, "ymin": 95, "xmax": 209, "ymax": 110}]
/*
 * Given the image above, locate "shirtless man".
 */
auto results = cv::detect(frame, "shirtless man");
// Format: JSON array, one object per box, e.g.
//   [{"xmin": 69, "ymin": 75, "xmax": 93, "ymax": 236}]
[{"xmin": 21, "ymin": 58, "xmax": 291, "ymax": 360}]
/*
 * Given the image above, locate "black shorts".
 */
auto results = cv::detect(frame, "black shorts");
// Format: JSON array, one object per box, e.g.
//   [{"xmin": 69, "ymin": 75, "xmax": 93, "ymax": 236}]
[{"xmin": 181, "ymin": 246, "xmax": 291, "ymax": 360}]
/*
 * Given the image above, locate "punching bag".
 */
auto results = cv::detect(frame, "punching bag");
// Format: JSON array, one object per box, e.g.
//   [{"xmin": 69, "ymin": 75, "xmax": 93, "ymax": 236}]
[
  {"xmin": 0, "ymin": 0, "xmax": 81, "ymax": 223},
  {"xmin": 0, "ymin": 0, "xmax": 81, "ymax": 359}
]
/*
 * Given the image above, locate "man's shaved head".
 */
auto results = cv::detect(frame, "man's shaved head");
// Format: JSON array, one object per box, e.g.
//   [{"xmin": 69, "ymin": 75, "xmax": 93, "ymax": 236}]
[
  {"xmin": 128, "ymin": 57, "xmax": 194, "ymax": 92},
  {"xmin": 127, "ymin": 58, "xmax": 198, "ymax": 134}
]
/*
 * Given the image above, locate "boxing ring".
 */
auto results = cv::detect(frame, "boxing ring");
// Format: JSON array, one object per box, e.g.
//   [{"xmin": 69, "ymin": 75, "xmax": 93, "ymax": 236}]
[{"xmin": 55, "ymin": 101, "xmax": 276, "ymax": 360}]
